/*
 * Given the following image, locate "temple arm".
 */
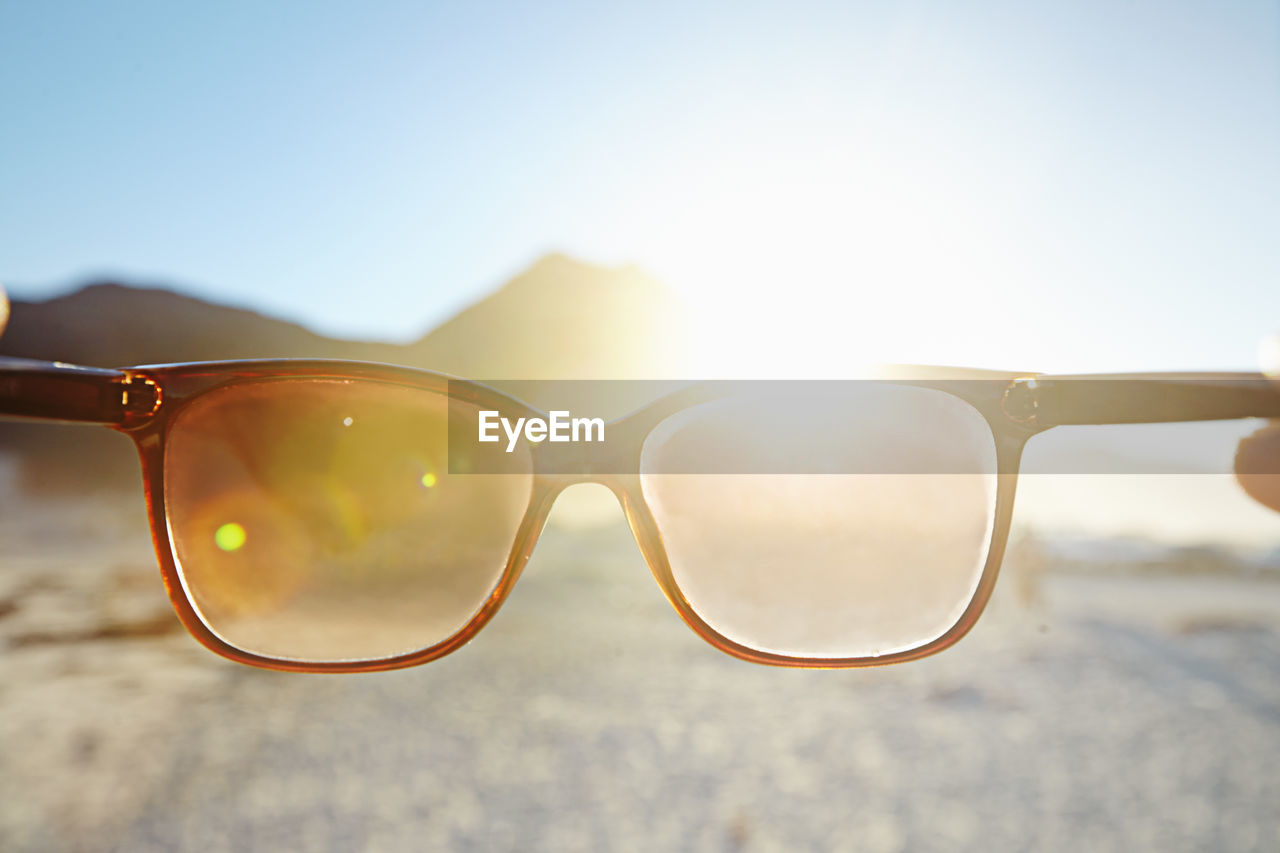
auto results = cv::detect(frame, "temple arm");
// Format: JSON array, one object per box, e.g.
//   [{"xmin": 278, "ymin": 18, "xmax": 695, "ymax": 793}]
[
  {"xmin": 1004, "ymin": 372, "xmax": 1280, "ymax": 427},
  {"xmin": 0, "ymin": 358, "xmax": 159, "ymax": 425}
]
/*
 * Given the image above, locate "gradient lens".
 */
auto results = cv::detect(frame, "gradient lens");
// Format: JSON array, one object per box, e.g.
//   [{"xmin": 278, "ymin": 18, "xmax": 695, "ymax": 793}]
[
  {"xmin": 639, "ymin": 384, "xmax": 998, "ymax": 660},
  {"xmin": 164, "ymin": 378, "xmax": 532, "ymax": 663}
]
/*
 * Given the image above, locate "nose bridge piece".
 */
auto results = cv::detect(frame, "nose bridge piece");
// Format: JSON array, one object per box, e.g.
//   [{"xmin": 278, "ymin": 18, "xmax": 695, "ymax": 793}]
[
  {"xmin": 537, "ymin": 479, "xmax": 632, "ymax": 532},
  {"xmin": 527, "ymin": 425, "xmax": 642, "ymax": 524}
]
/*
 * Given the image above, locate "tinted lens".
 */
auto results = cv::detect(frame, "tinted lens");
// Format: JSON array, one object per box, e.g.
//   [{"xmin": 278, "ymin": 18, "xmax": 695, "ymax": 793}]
[
  {"xmin": 164, "ymin": 378, "xmax": 532, "ymax": 663},
  {"xmin": 639, "ymin": 384, "xmax": 998, "ymax": 660}
]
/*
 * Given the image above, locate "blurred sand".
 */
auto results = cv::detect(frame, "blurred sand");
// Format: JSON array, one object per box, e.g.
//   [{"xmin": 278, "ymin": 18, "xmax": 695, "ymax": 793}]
[{"xmin": 2, "ymin": 482, "xmax": 1279, "ymax": 852}]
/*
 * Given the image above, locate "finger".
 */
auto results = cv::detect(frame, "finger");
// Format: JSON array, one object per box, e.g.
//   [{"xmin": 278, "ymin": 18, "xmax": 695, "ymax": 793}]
[{"xmin": 1234, "ymin": 422, "xmax": 1280, "ymax": 513}]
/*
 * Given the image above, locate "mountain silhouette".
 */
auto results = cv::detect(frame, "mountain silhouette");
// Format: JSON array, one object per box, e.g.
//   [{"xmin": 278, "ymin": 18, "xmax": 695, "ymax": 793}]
[
  {"xmin": 0, "ymin": 254, "xmax": 692, "ymax": 492},
  {"xmin": 0, "ymin": 282, "xmax": 367, "ymax": 366},
  {"xmin": 403, "ymin": 254, "xmax": 691, "ymax": 379},
  {"xmin": 0, "ymin": 254, "xmax": 690, "ymax": 377}
]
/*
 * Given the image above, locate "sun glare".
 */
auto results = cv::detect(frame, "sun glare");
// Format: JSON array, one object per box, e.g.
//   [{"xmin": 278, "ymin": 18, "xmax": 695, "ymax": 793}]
[{"xmin": 637, "ymin": 144, "xmax": 1007, "ymax": 378}]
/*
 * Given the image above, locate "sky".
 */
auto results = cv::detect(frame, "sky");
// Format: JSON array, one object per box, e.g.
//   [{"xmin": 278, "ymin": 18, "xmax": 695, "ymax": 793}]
[{"xmin": 1, "ymin": 0, "xmax": 1278, "ymax": 374}]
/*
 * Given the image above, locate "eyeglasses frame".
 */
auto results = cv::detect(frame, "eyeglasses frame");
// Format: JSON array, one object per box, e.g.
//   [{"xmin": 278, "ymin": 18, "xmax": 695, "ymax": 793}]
[{"xmin": 2, "ymin": 356, "xmax": 1278, "ymax": 672}]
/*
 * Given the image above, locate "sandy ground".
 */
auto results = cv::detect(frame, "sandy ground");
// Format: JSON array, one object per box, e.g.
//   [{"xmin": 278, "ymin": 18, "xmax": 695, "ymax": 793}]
[{"xmin": 2, "ymin": 490, "xmax": 1279, "ymax": 853}]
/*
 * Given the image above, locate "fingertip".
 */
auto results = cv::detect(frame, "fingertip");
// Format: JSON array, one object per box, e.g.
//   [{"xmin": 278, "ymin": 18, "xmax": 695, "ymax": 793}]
[{"xmin": 1235, "ymin": 424, "xmax": 1280, "ymax": 513}]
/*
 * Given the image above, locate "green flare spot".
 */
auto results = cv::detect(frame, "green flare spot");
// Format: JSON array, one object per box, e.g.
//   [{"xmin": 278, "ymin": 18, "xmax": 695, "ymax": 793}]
[{"xmin": 215, "ymin": 522, "xmax": 247, "ymax": 552}]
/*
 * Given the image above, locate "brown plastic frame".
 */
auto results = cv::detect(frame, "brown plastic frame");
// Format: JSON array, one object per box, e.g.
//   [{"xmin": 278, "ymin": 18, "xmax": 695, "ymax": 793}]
[{"xmin": 2, "ymin": 357, "xmax": 1279, "ymax": 672}]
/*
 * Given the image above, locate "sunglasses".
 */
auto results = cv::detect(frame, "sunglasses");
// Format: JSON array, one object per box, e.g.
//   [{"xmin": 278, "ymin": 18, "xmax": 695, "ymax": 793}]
[{"xmin": 2, "ymin": 357, "xmax": 1277, "ymax": 672}]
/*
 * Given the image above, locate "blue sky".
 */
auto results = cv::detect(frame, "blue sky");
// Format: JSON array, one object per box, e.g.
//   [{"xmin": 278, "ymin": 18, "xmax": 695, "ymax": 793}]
[{"xmin": 1, "ymin": 1, "xmax": 1277, "ymax": 373}]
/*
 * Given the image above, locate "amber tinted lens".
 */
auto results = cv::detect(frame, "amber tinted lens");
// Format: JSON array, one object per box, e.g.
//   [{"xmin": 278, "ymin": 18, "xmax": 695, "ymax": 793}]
[
  {"xmin": 164, "ymin": 378, "xmax": 532, "ymax": 663},
  {"xmin": 639, "ymin": 385, "xmax": 998, "ymax": 660}
]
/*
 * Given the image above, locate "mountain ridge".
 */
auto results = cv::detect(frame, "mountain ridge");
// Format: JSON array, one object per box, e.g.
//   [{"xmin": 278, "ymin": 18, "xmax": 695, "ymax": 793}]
[
  {"xmin": 0, "ymin": 253, "xmax": 692, "ymax": 491},
  {"xmin": 0, "ymin": 254, "xmax": 690, "ymax": 376}
]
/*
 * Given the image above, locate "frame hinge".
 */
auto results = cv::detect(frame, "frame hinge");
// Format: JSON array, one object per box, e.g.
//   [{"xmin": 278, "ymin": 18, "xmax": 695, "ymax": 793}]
[
  {"xmin": 1002, "ymin": 377, "xmax": 1039, "ymax": 426},
  {"xmin": 119, "ymin": 373, "xmax": 162, "ymax": 422}
]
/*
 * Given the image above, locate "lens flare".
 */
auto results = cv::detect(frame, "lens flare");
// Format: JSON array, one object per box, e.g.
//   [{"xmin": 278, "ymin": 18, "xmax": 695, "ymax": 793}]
[
  {"xmin": 165, "ymin": 378, "xmax": 535, "ymax": 662},
  {"xmin": 214, "ymin": 522, "xmax": 247, "ymax": 552}
]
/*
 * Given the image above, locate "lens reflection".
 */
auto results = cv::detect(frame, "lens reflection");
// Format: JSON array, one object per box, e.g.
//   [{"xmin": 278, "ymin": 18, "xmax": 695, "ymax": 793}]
[
  {"xmin": 639, "ymin": 384, "xmax": 998, "ymax": 659},
  {"xmin": 164, "ymin": 378, "xmax": 532, "ymax": 663}
]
